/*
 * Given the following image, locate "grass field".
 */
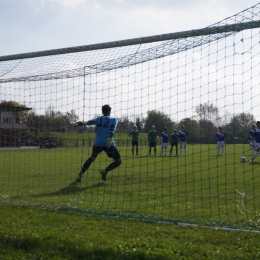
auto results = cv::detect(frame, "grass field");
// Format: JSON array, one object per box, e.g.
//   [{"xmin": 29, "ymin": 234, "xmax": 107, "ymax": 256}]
[
  {"xmin": 1, "ymin": 203, "xmax": 260, "ymax": 259},
  {"xmin": 0, "ymin": 143, "xmax": 260, "ymax": 232}
]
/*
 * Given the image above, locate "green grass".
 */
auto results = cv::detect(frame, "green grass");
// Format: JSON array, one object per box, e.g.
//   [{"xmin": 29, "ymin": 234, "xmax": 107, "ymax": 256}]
[
  {"xmin": 0, "ymin": 143, "xmax": 260, "ymax": 231},
  {"xmin": 1, "ymin": 144, "xmax": 260, "ymax": 259},
  {"xmin": 1, "ymin": 203, "xmax": 260, "ymax": 260}
]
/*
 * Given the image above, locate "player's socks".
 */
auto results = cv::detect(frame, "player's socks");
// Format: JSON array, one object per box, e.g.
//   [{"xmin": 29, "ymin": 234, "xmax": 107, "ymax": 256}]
[
  {"xmin": 184, "ymin": 148, "xmax": 187, "ymax": 155},
  {"xmin": 106, "ymin": 160, "xmax": 122, "ymax": 172},
  {"xmin": 79, "ymin": 157, "xmax": 94, "ymax": 176},
  {"xmin": 251, "ymin": 151, "xmax": 259, "ymax": 161},
  {"xmin": 136, "ymin": 148, "xmax": 138, "ymax": 155},
  {"xmin": 180, "ymin": 148, "xmax": 182, "ymax": 155},
  {"xmin": 132, "ymin": 148, "xmax": 134, "ymax": 156}
]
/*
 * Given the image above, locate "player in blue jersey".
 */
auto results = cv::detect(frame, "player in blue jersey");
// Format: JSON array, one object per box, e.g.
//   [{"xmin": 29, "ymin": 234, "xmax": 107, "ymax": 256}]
[
  {"xmin": 178, "ymin": 125, "xmax": 189, "ymax": 156},
  {"xmin": 215, "ymin": 126, "xmax": 227, "ymax": 156},
  {"xmin": 159, "ymin": 127, "xmax": 170, "ymax": 156},
  {"xmin": 248, "ymin": 121, "xmax": 260, "ymax": 163},
  {"xmin": 74, "ymin": 105, "xmax": 122, "ymax": 182},
  {"xmin": 249, "ymin": 124, "xmax": 257, "ymax": 150}
]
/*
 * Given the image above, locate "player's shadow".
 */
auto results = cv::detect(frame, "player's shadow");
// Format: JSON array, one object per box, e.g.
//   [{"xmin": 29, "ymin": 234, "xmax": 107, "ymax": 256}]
[
  {"xmin": 30, "ymin": 181, "xmax": 105, "ymax": 198},
  {"xmin": 251, "ymin": 161, "xmax": 260, "ymax": 165}
]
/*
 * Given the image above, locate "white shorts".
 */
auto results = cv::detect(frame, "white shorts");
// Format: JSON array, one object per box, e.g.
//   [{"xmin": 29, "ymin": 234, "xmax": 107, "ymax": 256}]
[
  {"xmin": 180, "ymin": 141, "xmax": 187, "ymax": 147},
  {"xmin": 161, "ymin": 142, "xmax": 169, "ymax": 148},
  {"xmin": 254, "ymin": 142, "xmax": 260, "ymax": 151},
  {"xmin": 250, "ymin": 140, "xmax": 256, "ymax": 146},
  {"xmin": 217, "ymin": 141, "xmax": 225, "ymax": 147}
]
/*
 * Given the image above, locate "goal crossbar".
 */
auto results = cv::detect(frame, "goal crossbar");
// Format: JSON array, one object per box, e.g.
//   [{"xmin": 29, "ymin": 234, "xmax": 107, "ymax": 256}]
[{"xmin": 1, "ymin": 20, "xmax": 260, "ymax": 62}]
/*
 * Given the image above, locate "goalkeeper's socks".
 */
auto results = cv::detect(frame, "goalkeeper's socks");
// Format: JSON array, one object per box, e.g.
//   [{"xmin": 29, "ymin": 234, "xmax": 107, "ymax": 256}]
[{"xmin": 81, "ymin": 157, "xmax": 94, "ymax": 174}]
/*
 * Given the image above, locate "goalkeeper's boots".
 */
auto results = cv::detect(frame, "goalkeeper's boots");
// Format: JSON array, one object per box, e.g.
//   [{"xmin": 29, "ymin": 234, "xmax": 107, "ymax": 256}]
[
  {"xmin": 75, "ymin": 173, "xmax": 83, "ymax": 182},
  {"xmin": 100, "ymin": 169, "xmax": 107, "ymax": 181}
]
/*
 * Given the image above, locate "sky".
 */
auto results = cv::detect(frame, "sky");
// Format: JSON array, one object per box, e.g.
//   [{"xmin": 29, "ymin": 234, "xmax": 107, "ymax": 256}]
[
  {"xmin": 0, "ymin": 0, "xmax": 260, "ymax": 123},
  {"xmin": 0, "ymin": 0, "xmax": 259, "ymax": 56}
]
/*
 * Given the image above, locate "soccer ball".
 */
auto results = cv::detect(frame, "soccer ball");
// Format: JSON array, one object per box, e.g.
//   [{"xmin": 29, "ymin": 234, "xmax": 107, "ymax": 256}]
[{"xmin": 240, "ymin": 157, "xmax": 246, "ymax": 163}]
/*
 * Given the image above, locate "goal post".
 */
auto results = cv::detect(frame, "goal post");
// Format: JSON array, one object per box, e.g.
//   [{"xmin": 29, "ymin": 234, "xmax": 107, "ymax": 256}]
[{"xmin": 0, "ymin": 3, "xmax": 260, "ymax": 231}]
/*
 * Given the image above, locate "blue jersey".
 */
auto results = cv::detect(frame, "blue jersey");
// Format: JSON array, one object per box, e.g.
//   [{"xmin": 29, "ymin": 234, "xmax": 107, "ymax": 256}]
[
  {"xmin": 249, "ymin": 129, "xmax": 257, "ymax": 139},
  {"xmin": 86, "ymin": 115, "xmax": 118, "ymax": 146},
  {"xmin": 254, "ymin": 129, "xmax": 260, "ymax": 143},
  {"xmin": 178, "ymin": 130, "xmax": 189, "ymax": 142},
  {"xmin": 160, "ymin": 132, "xmax": 169, "ymax": 143},
  {"xmin": 215, "ymin": 131, "xmax": 226, "ymax": 141}
]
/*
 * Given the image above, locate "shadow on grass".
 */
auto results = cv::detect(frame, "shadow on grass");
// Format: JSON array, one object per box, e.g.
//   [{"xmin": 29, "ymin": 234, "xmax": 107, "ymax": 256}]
[
  {"xmin": 0, "ymin": 236, "xmax": 167, "ymax": 260},
  {"xmin": 30, "ymin": 181, "xmax": 106, "ymax": 198}
]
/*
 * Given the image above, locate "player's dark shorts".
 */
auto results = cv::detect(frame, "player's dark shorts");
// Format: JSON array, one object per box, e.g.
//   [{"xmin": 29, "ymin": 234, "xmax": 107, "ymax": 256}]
[
  {"xmin": 91, "ymin": 145, "xmax": 121, "ymax": 160},
  {"xmin": 149, "ymin": 142, "xmax": 156, "ymax": 147},
  {"xmin": 132, "ymin": 141, "xmax": 138, "ymax": 146},
  {"xmin": 171, "ymin": 142, "xmax": 178, "ymax": 147}
]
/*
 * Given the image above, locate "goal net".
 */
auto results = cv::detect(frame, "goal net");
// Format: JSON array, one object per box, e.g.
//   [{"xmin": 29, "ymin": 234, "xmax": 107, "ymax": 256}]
[{"xmin": 0, "ymin": 3, "xmax": 260, "ymax": 231}]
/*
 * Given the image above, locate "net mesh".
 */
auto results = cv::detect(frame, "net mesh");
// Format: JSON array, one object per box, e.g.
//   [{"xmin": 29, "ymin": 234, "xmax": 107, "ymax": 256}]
[{"xmin": 0, "ymin": 3, "xmax": 260, "ymax": 231}]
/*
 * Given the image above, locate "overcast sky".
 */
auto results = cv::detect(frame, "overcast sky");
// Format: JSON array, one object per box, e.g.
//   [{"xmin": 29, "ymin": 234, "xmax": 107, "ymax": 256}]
[
  {"xmin": 1, "ymin": 0, "xmax": 260, "ymax": 122},
  {"xmin": 0, "ymin": 0, "xmax": 259, "ymax": 56}
]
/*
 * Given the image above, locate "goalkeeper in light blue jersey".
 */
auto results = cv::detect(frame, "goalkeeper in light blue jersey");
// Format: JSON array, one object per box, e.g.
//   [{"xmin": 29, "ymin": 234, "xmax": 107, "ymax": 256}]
[{"xmin": 74, "ymin": 105, "xmax": 122, "ymax": 182}]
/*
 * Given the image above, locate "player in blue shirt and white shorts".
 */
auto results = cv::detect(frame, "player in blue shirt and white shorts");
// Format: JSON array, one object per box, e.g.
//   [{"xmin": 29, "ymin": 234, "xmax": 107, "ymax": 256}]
[
  {"xmin": 160, "ymin": 127, "xmax": 170, "ymax": 156},
  {"xmin": 74, "ymin": 105, "xmax": 122, "ymax": 182},
  {"xmin": 178, "ymin": 125, "xmax": 189, "ymax": 156},
  {"xmin": 249, "ymin": 124, "xmax": 257, "ymax": 150},
  {"xmin": 248, "ymin": 121, "xmax": 260, "ymax": 163},
  {"xmin": 215, "ymin": 127, "xmax": 226, "ymax": 156}
]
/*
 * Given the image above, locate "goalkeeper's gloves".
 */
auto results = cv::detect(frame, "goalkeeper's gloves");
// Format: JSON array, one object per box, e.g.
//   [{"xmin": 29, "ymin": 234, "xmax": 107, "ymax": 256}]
[
  {"xmin": 106, "ymin": 133, "xmax": 114, "ymax": 148},
  {"xmin": 74, "ymin": 121, "xmax": 86, "ymax": 127}
]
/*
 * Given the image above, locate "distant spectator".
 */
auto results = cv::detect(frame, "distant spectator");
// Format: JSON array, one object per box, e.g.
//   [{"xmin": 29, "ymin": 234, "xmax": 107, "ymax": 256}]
[
  {"xmin": 62, "ymin": 125, "xmax": 66, "ymax": 133},
  {"xmin": 16, "ymin": 137, "xmax": 21, "ymax": 148}
]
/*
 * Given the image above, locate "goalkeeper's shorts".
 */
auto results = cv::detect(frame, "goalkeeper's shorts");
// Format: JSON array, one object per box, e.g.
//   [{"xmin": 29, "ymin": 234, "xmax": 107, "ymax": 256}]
[{"xmin": 91, "ymin": 145, "xmax": 121, "ymax": 161}]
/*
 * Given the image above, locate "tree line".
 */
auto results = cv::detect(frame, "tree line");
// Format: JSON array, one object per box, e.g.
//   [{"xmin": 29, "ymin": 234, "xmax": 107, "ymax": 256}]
[{"xmin": 2, "ymin": 101, "xmax": 256, "ymax": 144}]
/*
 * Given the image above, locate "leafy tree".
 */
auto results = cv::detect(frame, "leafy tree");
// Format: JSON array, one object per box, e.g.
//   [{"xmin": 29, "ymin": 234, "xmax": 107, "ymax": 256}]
[
  {"xmin": 195, "ymin": 103, "xmax": 220, "ymax": 125},
  {"xmin": 68, "ymin": 110, "xmax": 78, "ymax": 123},
  {"xmin": 0, "ymin": 100, "xmax": 30, "ymax": 123},
  {"xmin": 117, "ymin": 116, "xmax": 132, "ymax": 133},
  {"xmin": 195, "ymin": 103, "xmax": 220, "ymax": 142},
  {"xmin": 28, "ymin": 108, "xmax": 79, "ymax": 133},
  {"xmin": 198, "ymin": 119, "xmax": 215, "ymax": 143},
  {"xmin": 226, "ymin": 112, "xmax": 255, "ymax": 141},
  {"xmin": 144, "ymin": 110, "xmax": 174, "ymax": 134}
]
